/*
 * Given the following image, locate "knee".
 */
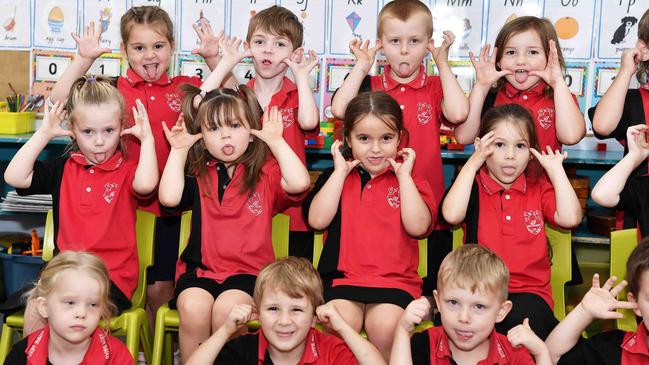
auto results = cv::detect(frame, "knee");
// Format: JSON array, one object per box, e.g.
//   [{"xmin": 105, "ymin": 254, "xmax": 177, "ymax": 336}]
[{"xmin": 177, "ymin": 295, "xmax": 212, "ymax": 327}]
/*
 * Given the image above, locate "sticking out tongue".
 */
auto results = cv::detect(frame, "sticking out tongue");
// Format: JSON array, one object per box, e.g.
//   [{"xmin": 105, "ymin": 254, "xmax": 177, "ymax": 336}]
[
  {"xmin": 95, "ymin": 153, "xmax": 106, "ymax": 163},
  {"xmin": 222, "ymin": 145, "xmax": 234, "ymax": 156},
  {"xmin": 398, "ymin": 63, "xmax": 411, "ymax": 76},
  {"xmin": 143, "ymin": 64, "xmax": 157, "ymax": 80},
  {"xmin": 514, "ymin": 70, "xmax": 528, "ymax": 84}
]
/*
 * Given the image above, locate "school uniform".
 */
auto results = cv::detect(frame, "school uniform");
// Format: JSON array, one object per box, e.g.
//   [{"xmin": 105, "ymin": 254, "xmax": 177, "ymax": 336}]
[
  {"xmin": 213, "ymin": 328, "xmax": 357, "ymax": 364},
  {"xmin": 167, "ymin": 159, "xmax": 305, "ymax": 307},
  {"xmin": 4, "ymin": 325, "xmax": 133, "ymax": 365},
  {"xmin": 558, "ymin": 322, "xmax": 649, "ymax": 365},
  {"xmin": 449, "ymin": 168, "xmax": 560, "ymax": 339},
  {"xmin": 618, "ymin": 174, "xmax": 649, "ymax": 237},
  {"xmin": 410, "ymin": 326, "xmax": 535, "ymax": 365},
  {"xmin": 303, "ymin": 166, "xmax": 436, "ymax": 308},
  {"xmin": 16, "ymin": 151, "xmax": 143, "ymax": 311}
]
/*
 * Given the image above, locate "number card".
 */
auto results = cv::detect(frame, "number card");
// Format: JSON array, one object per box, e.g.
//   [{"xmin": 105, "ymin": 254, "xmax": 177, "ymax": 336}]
[
  {"xmin": 34, "ymin": 53, "xmax": 72, "ymax": 82},
  {"xmin": 33, "ymin": 0, "xmax": 80, "ymax": 50},
  {"xmin": 485, "ymin": 0, "xmax": 541, "ymax": 46},
  {"xmin": 329, "ymin": 0, "xmax": 380, "ymax": 55},
  {"xmin": 83, "ymin": 0, "xmax": 128, "ymax": 52},
  {"xmin": 543, "ymin": 0, "xmax": 596, "ymax": 60},
  {"xmin": 565, "ymin": 62, "xmax": 589, "ymax": 112},
  {"xmin": 431, "ymin": 0, "xmax": 485, "ymax": 59},
  {"xmin": 177, "ymin": 55, "xmax": 211, "ymax": 81},
  {"xmin": 0, "ymin": 0, "xmax": 32, "ymax": 49},
  {"xmin": 88, "ymin": 54, "xmax": 123, "ymax": 77},
  {"xmin": 229, "ymin": 0, "xmax": 278, "ymax": 41},
  {"xmin": 597, "ymin": 0, "xmax": 647, "ymax": 59},
  {"xmin": 592, "ymin": 63, "xmax": 620, "ymax": 108},
  {"xmin": 323, "ymin": 58, "xmax": 355, "ymax": 119},
  {"xmin": 233, "ymin": 61, "xmax": 256, "ymax": 84},
  {"xmin": 280, "ymin": 0, "xmax": 327, "ymax": 54},
  {"xmin": 179, "ymin": 0, "xmax": 226, "ymax": 54}
]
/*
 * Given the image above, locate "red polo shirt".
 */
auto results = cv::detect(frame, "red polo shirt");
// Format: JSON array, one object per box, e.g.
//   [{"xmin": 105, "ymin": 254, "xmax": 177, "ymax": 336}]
[
  {"xmin": 118, "ymin": 68, "xmax": 201, "ymax": 216},
  {"xmin": 247, "ymin": 76, "xmax": 314, "ymax": 231},
  {"xmin": 475, "ymin": 168, "xmax": 557, "ymax": 308},
  {"xmin": 174, "ymin": 159, "xmax": 305, "ymax": 283},
  {"xmin": 5, "ymin": 325, "xmax": 132, "ymax": 365},
  {"xmin": 411, "ymin": 326, "xmax": 535, "ymax": 364},
  {"xmin": 257, "ymin": 328, "xmax": 357, "ymax": 364},
  {"xmin": 494, "ymin": 82, "xmax": 579, "ymax": 152},
  {"xmin": 16, "ymin": 151, "xmax": 143, "ymax": 298},
  {"xmin": 368, "ymin": 65, "xmax": 446, "ymax": 229}
]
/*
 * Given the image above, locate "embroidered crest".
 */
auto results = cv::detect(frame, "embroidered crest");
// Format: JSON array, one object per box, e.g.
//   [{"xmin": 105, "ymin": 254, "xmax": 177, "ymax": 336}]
[
  {"xmin": 386, "ymin": 186, "xmax": 400, "ymax": 208},
  {"xmin": 416, "ymin": 102, "xmax": 432, "ymax": 125},
  {"xmin": 537, "ymin": 107, "xmax": 554, "ymax": 130},
  {"xmin": 103, "ymin": 183, "xmax": 118, "ymax": 204},
  {"xmin": 523, "ymin": 210, "xmax": 543, "ymax": 235},
  {"xmin": 247, "ymin": 192, "xmax": 263, "ymax": 216},
  {"xmin": 280, "ymin": 108, "xmax": 295, "ymax": 128},
  {"xmin": 166, "ymin": 92, "xmax": 182, "ymax": 112}
]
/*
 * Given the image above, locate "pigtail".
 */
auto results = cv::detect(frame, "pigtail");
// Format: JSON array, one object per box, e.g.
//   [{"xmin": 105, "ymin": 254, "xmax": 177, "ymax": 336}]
[
  {"xmin": 234, "ymin": 85, "xmax": 268, "ymax": 196},
  {"xmin": 180, "ymin": 83, "xmax": 212, "ymax": 192}
]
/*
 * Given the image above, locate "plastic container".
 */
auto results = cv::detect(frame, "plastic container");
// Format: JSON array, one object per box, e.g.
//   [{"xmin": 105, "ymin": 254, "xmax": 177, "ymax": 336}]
[
  {"xmin": 0, "ymin": 252, "xmax": 43, "ymax": 297},
  {"xmin": 0, "ymin": 112, "xmax": 36, "ymax": 134}
]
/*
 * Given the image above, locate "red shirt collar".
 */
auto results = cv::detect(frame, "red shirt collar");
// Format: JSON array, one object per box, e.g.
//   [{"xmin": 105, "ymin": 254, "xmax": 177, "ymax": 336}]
[
  {"xmin": 26, "ymin": 326, "xmax": 113, "ymax": 365},
  {"xmin": 380, "ymin": 65, "xmax": 428, "ymax": 91},
  {"xmin": 124, "ymin": 68, "xmax": 171, "ymax": 86},
  {"xmin": 434, "ymin": 328, "xmax": 514, "ymax": 364},
  {"xmin": 257, "ymin": 328, "xmax": 321, "ymax": 364},
  {"xmin": 247, "ymin": 76, "xmax": 297, "ymax": 95},
  {"xmin": 503, "ymin": 80, "xmax": 547, "ymax": 98},
  {"xmin": 622, "ymin": 321, "xmax": 649, "ymax": 356},
  {"xmin": 69, "ymin": 150, "xmax": 126, "ymax": 172},
  {"xmin": 478, "ymin": 167, "xmax": 527, "ymax": 195}
]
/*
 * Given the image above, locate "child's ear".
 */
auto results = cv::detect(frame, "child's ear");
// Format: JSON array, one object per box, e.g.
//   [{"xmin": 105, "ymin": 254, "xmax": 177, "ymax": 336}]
[
  {"xmin": 627, "ymin": 292, "xmax": 642, "ymax": 317},
  {"xmin": 432, "ymin": 290, "xmax": 442, "ymax": 310},
  {"xmin": 120, "ymin": 43, "xmax": 128, "ymax": 61},
  {"xmin": 35, "ymin": 297, "xmax": 49, "ymax": 319},
  {"xmin": 495, "ymin": 300, "xmax": 513, "ymax": 323},
  {"xmin": 638, "ymin": 40, "xmax": 649, "ymax": 62},
  {"xmin": 291, "ymin": 47, "xmax": 304, "ymax": 62}
]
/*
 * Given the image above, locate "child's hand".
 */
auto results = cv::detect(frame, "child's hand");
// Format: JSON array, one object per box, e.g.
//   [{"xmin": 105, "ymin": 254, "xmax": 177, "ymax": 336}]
[
  {"xmin": 467, "ymin": 131, "xmax": 495, "ymax": 168},
  {"xmin": 388, "ymin": 148, "xmax": 416, "ymax": 177},
  {"xmin": 284, "ymin": 49, "xmax": 319, "ymax": 83},
  {"xmin": 331, "ymin": 140, "xmax": 360, "ymax": 175},
  {"xmin": 428, "ymin": 31, "xmax": 455, "ymax": 65},
  {"xmin": 578, "ymin": 273, "xmax": 637, "ymax": 321},
  {"xmin": 219, "ymin": 36, "xmax": 252, "ymax": 67},
  {"xmin": 222, "ymin": 304, "xmax": 255, "ymax": 336},
  {"xmin": 529, "ymin": 40, "xmax": 564, "ymax": 88},
  {"xmin": 399, "ymin": 297, "xmax": 430, "ymax": 333},
  {"xmin": 620, "ymin": 48, "xmax": 642, "ymax": 75},
  {"xmin": 507, "ymin": 318, "xmax": 547, "ymax": 357},
  {"xmin": 469, "ymin": 44, "xmax": 512, "ymax": 88},
  {"xmin": 349, "ymin": 39, "xmax": 381, "ymax": 74},
  {"xmin": 191, "ymin": 20, "xmax": 224, "ymax": 61},
  {"xmin": 250, "ymin": 106, "xmax": 283, "ymax": 144},
  {"xmin": 316, "ymin": 302, "xmax": 348, "ymax": 333},
  {"xmin": 39, "ymin": 99, "xmax": 72, "ymax": 139},
  {"xmin": 530, "ymin": 146, "xmax": 567, "ymax": 175},
  {"xmin": 71, "ymin": 20, "xmax": 110, "ymax": 60},
  {"xmin": 121, "ymin": 99, "xmax": 153, "ymax": 142},
  {"xmin": 162, "ymin": 113, "xmax": 202, "ymax": 151},
  {"xmin": 626, "ymin": 125, "xmax": 649, "ymax": 160}
]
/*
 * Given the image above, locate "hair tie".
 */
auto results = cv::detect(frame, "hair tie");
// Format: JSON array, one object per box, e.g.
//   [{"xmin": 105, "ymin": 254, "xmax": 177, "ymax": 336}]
[{"xmin": 86, "ymin": 76, "xmax": 96, "ymax": 83}]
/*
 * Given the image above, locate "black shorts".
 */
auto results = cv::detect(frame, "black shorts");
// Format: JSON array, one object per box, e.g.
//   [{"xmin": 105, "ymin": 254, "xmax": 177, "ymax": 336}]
[
  {"xmin": 110, "ymin": 281, "xmax": 132, "ymax": 313},
  {"xmin": 495, "ymin": 292, "xmax": 559, "ymax": 340},
  {"xmin": 169, "ymin": 270, "xmax": 256, "ymax": 309},
  {"xmin": 422, "ymin": 229, "xmax": 452, "ymax": 295},
  {"xmin": 324, "ymin": 284, "xmax": 414, "ymax": 309},
  {"xmin": 147, "ymin": 216, "xmax": 181, "ymax": 284},
  {"xmin": 288, "ymin": 230, "xmax": 314, "ymax": 261}
]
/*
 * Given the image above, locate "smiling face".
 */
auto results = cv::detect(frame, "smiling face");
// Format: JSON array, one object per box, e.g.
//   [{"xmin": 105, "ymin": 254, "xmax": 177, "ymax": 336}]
[
  {"xmin": 247, "ymin": 30, "xmax": 299, "ymax": 80},
  {"xmin": 71, "ymin": 102, "xmax": 122, "ymax": 165},
  {"xmin": 484, "ymin": 120, "xmax": 532, "ymax": 189},
  {"xmin": 379, "ymin": 12, "xmax": 431, "ymax": 83},
  {"xmin": 498, "ymin": 29, "xmax": 547, "ymax": 91},
  {"xmin": 121, "ymin": 23, "xmax": 173, "ymax": 82},
  {"xmin": 346, "ymin": 113, "xmax": 400, "ymax": 177}
]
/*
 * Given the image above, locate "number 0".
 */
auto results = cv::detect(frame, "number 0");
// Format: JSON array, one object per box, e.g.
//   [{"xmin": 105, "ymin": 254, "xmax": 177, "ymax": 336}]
[{"xmin": 49, "ymin": 63, "xmax": 57, "ymax": 75}]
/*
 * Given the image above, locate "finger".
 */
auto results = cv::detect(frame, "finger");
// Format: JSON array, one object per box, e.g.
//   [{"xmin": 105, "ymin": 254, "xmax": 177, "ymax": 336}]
[
  {"xmin": 601, "ymin": 275, "xmax": 616, "ymax": 291},
  {"xmin": 610, "ymin": 280, "xmax": 628, "ymax": 297},
  {"xmin": 176, "ymin": 113, "xmax": 185, "ymax": 127},
  {"xmin": 350, "ymin": 160, "xmax": 361, "ymax": 169},
  {"xmin": 591, "ymin": 273, "xmax": 601, "ymax": 288},
  {"xmin": 71, "ymin": 32, "xmax": 81, "ymax": 44},
  {"xmin": 545, "ymin": 145, "xmax": 554, "ymax": 155},
  {"xmin": 387, "ymin": 158, "xmax": 398, "ymax": 170},
  {"xmin": 162, "ymin": 121, "xmax": 171, "ymax": 135},
  {"xmin": 616, "ymin": 301, "xmax": 639, "ymax": 310},
  {"xmin": 522, "ymin": 318, "xmax": 530, "ymax": 328},
  {"xmin": 529, "ymin": 148, "xmax": 541, "ymax": 160}
]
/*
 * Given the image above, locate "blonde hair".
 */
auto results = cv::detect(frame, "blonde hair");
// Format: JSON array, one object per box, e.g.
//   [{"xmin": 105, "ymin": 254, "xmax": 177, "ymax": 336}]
[
  {"xmin": 246, "ymin": 6, "xmax": 303, "ymax": 49},
  {"xmin": 437, "ymin": 245, "xmax": 509, "ymax": 302},
  {"xmin": 253, "ymin": 257, "xmax": 324, "ymax": 311},
  {"xmin": 378, "ymin": 0, "xmax": 433, "ymax": 38},
  {"xmin": 120, "ymin": 6, "xmax": 174, "ymax": 45},
  {"xmin": 27, "ymin": 251, "xmax": 116, "ymax": 327}
]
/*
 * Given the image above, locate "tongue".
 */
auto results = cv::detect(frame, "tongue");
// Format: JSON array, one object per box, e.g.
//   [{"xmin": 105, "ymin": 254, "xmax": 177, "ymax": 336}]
[
  {"xmin": 95, "ymin": 153, "xmax": 106, "ymax": 163},
  {"xmin": 144, "ymin": 65, "xmax": 157, "ymax": 80},
  {"xmin": 398, "ymin": 63, "xmax": 410, "ymax": 76},
  {"xmin": 515, "ymin": 71, "xmax": 528, "ymax": 84},
  {"xmin": 223, "ymin": 146, "xmax": 234, "ymax": 156}
]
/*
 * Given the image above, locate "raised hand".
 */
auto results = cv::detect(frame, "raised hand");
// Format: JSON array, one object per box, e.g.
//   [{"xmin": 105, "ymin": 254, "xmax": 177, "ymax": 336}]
[
  {"xmin": 219, "ymin": 36, "xmax": 252, "ymax": 67},
  {"xmin": 578, "ymin": 274, "xmax": 637, "ymax": 320},
  {"xmin": 316, "ymin": 302, "xmax": 348, "ymax": 333},
  {"xmin": 331, "ymin": 140, "xmax": 360, "ymax": 175},
  {"xmin": 530, "ymin": 146, "xmax": 567, "ymax": 175},
  {"xmin": 470, "ymin": 44, "xmax": 511, "ymax": 88},
  {"xmin": 428, "ymin": 31, "xmax": 455, "ymax": 65},
  {"xmin": 620, "ymin": 48, "xmax": 643, "ymax": 74},
  {"xmin": 222, "ymin": 304, "xmax": 254, "ymax": 336},
  {"xmin": 121, "ymin": 99, "xmax": 153, "ymax": 142},
  {"xmin": 71, "ymin": 20, "xmax": 110, "ymax": 60},
  {"xmin": 388, "ymin": 148, "xmax": 416, "ymax": 177},
  {"xmin": 250, "ymin": 106, "xmax": 283, "ymax": 144},
  {"xmin": 191, "ymin": 19, "xmax": 224, "ymax": 61},
  {"xmin": 529, "ymin": 40, "xmax": 564, "ymax": 88},
  {"xmin": 507, "ymin": 318, "xmax": 547, "ymax": 356},
  {"xmin": 284, "ymin": 49, "xmax": 319, "ymax": 82},
  {"xmin": 468, "ymin": 131, "xmax": 495, "ymax": 167},
  {"xmin": 349, "ymin": 38, "xmax": 381, "ymax": 73},
  {"xmin": 399, "ymin": 297, "xmax": 430, "ymax": 333},
  {"xmin": 162, "ymin": 113, "xmax": 202, "ymax": 151},
  {"xmin": 40, "ymin": 99, "xmax": 72, "ymax": 139},
  {"xmin": 626, "ymin": 125, "xmax": 649, "ymax": 158}
]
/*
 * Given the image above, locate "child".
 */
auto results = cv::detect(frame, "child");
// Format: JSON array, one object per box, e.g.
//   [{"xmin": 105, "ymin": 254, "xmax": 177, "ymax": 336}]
[
  {"xmin": 331, "ymin": 0, "xmax": 469, "ymax": 295},
  {"xmin": 4, "ymin": 252, "xmax": 133, "ymax": 364},
  {"xmin": 455, "ymin": 16, "xmax": 585, "ymax": 150},
  {"xmin": 4, "ymin": 76, "xmax": 157, "ymax": 334},
  {"xmin": 48, "ymin": 6, "xmax": 225, "ymax": 326},
  {"xmin": 185, "ymin": 256, "xmax": 386, "ymax": 365},
  {"xmin": 158, "ymin": 82, "xmax": 310, "ymax": 361},
  {"xmin": 236, "ymin": 5, "xmax": 320, "ymax": 260},
  {"xmin": 441, "ymin": 104, "xmax": 582, "ymax": 339},
  {"xmin": 303, "ymin": 91, "xmax": 436, "ymax": 359},
  {"xmin": 592, "ymin": 125, "xmax": 649, "ymax": 237},
  {"xmin": 545, "ymin": 242, "xmax": 649, "ymax": 364},
  {"xmin": 390, "ymin": 245, "xmax": 551, "ymax": 365}
]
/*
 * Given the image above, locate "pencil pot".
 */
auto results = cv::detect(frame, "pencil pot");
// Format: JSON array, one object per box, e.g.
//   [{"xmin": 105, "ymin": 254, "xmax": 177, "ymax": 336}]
[{"xmin": 0, "ymin": 112, "xmax": 36, "ymax": 134}]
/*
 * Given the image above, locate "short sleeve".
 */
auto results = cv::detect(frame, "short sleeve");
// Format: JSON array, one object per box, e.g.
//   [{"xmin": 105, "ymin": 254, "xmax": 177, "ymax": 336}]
[
  {"xmin": 557, "ymin": 331, "xmax": 624, "ymax": 365},
  {"xmin": 107, "ymin": 335, "xmax": 135, "ymax": 364},
  {"xmin": 591, "ymin": 89, "xmax": 643, "ymax": 141},
  {"xmin": 15, "ymin": 157, "xmax": 67, "ymax": 196},
  {"xmin": 4, "ymin": 337, "xmax": 28, "ymax": 365},
  {"xmin": 410, "ymin": 330, "xmax": 431, "ymax": 365},
  {"xmin": 323, "ymin": 341, "xmax": 358, "ymax": 364},
  {"xmin": 160, "ymin": 174, "xmax": 196, "ymax": 215},
  {"xmin": 413, "ymin": 175, "xmax": 437, "ymax": 235},
  {"xmin": 213, "ymin": 334, "xmax": 259, "ymax": 365},
  {"xmin": 539, "ymin": 177, "xmax": 558, "ymax": 227},
  {"xmin": 263, "ymin": 159, "xmax": 308, "ymax": 214},
  {"xmin": 302, "ymin": 167, "xmax": 335, "ymax": 226}
]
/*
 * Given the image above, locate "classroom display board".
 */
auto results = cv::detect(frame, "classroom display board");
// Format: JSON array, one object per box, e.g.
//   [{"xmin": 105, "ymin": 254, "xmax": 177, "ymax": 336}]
[{"xmin": 0, "ymin": 0, "xmax": 647, "ymax": 130}]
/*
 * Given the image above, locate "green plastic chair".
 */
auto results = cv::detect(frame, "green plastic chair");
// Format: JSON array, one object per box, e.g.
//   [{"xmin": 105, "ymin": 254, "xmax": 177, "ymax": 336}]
[
  {"xmin": 0, "ymin": 210, "xmax": 156, "ymax": 364},
  {"xmin": 151, "ymin": 212, "xmax": 290, "ymax": 365},
  {"xmin": 610, "ymin": 228, "xmax": 639, "ymax": 332}
]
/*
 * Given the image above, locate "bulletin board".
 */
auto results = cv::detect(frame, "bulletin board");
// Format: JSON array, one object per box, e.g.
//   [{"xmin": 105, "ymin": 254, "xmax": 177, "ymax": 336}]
[{"xmin": 0, "ymin": 0, "xmax": 647, "ymax": 131}]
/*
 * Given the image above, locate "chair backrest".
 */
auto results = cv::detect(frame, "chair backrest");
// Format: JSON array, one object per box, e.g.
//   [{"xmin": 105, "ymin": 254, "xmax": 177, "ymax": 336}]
[
  {"xmin": 43, "ymin": 210, "xmax": 54, "ymax": 261},
  {"xmin": 610, "ymin": 228, "xmax": 639, "ymax": 332},
  {"xmin": 546, "ymin": 225, "xmax": 571, "ymax": 321},
  {"xmin": 452, "ymin": 225, "xmax": 464, "ymax": 250},
  {"xmin": 313, "ymin": 231, "xmax": 324, "ymax": 269}
]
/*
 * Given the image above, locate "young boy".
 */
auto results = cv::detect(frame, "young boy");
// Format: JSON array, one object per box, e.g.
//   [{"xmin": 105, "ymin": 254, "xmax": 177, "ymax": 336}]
[
  {"xmin": 545, "ymin": 241, "xmax": 648, "ymax": 364},
  {"xmin": 331, "ymin": 0, "xmax": 469, "ymax": 294},
  {"xmin": 390, "ymin": 245, "xmax": 551, "ymax": 365},
  {"xmin": 185, "ymin": 257, "xmax": 386, "ymax": 365}
]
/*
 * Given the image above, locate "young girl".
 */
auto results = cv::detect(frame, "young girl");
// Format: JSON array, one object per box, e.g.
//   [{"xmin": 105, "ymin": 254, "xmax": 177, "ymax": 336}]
[
  {"xmin": 303, "ymin": 91, "xmax": 436, "ymax": 359},
  {"xmin": 4, "ymin": 76, "xmax": 158, "ymax": 334},
  {"xmin": 158, "ymin": 84, "xmax": 310, "ymax": 362},
  {"xmin": 48, "ymin": 5, "xmax": 229, "ymax": 326},
  {"xmin": 455, "ymin": 16, "xmax": 585, "ymax": 150},
  {"xmin": 441, "ymin": 104, "xmax": 582, "ymax": 340},
  {"xmin": 4, "ymin": 251, "xmax": 133, "ymax": 364}
]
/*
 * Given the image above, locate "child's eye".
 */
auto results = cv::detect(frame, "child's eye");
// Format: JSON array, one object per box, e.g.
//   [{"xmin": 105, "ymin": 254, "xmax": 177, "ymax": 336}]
[
  {"xmin": 495, "ymin": 142, "xmax": 505, "ymax": 148},
  {"xmin": 474, "ymin": 304, "xmax": 486, "ymax": 310},
  {"xmin": 65, "ymin": 300, "xmax": 75, "ymax": 306},
  {"xmin": 292, "ymin": 308, "xmax": 304, "ymax": 312},
  {"xmin": 267, "ymin": 306, "xmax": 278, "ymax": 311},
  {"xmin": 409, "ymin": 39, "xmax": 420, "ymax": 44},
  {"xmin": 390, "ymin": 39, "xmax": 400, "ymax": 44},
  {"xmin": 276, "ymin": 42, "xmax": 286, "ymax": 48},
  {"xmin": 516, "ymin": 143, "xmax": 527, "ymax": 149},
  {"xmin": 231, "ymin": 123, "xmax": 240, "ymax": 129},
  {"xmin": 134, "ymin": 46, "xmax": 143, "ymax": 51},
  {"xmin": 154, "ymin": 44, "xmax": 165, "ymax": 49},
  {"xmin": 253, "ymin": 40, "xmax": 263, "ymax": 45},
  {"xmin": 82, "ymin": 129, "xmax": 93, "ymax": 135},
  {"xmin": 447, "ymin": 299, "xmax": 458, "ymax": 306},
  {"xmin": 382, "ymin": 135, "xmax": 393, "ymax": 141},
  {"xmin": 505, "ymin": 50, "xmax": 515, "ymax": 56},
  {"xmin": 89, "ymin": 303, "xmax": 99, "ymax": 308},
  {"xmin": 105, "ymin": 128, "xmax": 114, "ymax": 134},
  {"xmin": 358, "ymin": 135, "xmax": 369, "ymax": 142}
]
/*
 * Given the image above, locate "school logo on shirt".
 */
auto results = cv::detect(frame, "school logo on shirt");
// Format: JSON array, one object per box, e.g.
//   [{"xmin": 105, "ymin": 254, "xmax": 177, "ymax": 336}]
[
  {"xmin": 537, "ymin": 107, "xmax": 554, "ymax": 130},
  {"xmin": 523, "ymin": 210, "xmax": 543, "ymax": 235},
  {"xmin": 386, "ymin": 186, "xmax": 400, "ymax": 209},
  {"xmin": 247, "ymin": 192, "xmax": 263, "ymax": 216},
  {"xmin": 166, "ymin": 92, "xmax": 182, "ymax": 112},
  {"xmin": 103, "ymin": 183, "xmax": 118, "ymax": 204},
  {"xmin": 280, "ymin": 107, "xmax": 295, "ymax": 128},
  {"xmin": 416, "ymin": 102, "xmax": 432, "ymax": 125}
]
